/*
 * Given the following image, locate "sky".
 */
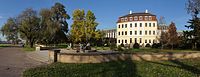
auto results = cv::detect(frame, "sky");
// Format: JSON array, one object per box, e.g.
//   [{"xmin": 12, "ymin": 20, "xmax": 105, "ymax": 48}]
[{"xmin": 0, "ymin": 0, "xmax": 192, "ymax": 40}]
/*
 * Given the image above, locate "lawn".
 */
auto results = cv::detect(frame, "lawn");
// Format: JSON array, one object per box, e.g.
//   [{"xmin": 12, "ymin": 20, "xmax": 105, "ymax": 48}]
[
  {"xmin": 22, "ymin": 46, "xmax": 35, "ymax": 52},
  {"xmin": 0, "ymin": 44, "xmax": 15, "ymax": 48},
  {"xmin": 23, "ymin": 58, "xmax": 200, "ymax": 77}
]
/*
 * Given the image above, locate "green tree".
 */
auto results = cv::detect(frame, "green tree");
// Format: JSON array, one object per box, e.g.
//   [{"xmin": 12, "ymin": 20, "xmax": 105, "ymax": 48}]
[
  {"xmin": 38, "ymin": 8, "xmax": 59, "ymax": 45},
  {"xmin": 70, "ymin": 9, "xmax": 100, "ymax": 44},
  {"xmin": 18, "ymin": 8, "xmax": 40, "ymax": 48},
  {"xmin": 85, "ymin": 10, "xmax": 99, "ymax": 43},
  {"xmin": 50, "ymin": 2, "xmax": 70, "ymax": 43},
  {"xmin": 71, "ymin": 9, "xmax": 86, "ymax": 43},
  {"xmin": 1, "ymin": 17, "xmax": 19, "ymax": 44},
  {"xmin": 185, "ymin": 0, "xmax": 200, "ymax": 49},
  {"xmin": 167, "ymin": 22, "xmax": 179, "ymax": 50}
]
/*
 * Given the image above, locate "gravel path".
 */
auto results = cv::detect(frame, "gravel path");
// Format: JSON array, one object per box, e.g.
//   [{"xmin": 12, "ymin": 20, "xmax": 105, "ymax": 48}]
[{"xmin": 0, "ymin": 47, "xmax": 45, "ymax": 77}]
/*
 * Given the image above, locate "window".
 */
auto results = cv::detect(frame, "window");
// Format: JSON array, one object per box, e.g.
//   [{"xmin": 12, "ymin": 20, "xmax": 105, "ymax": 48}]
[
  {"xmin": 149, "ymin": 39, "xmax": 151, "ymax": 43},
  {"xmin": 130, "ymin": 31, "xmax": 132, "ymax": 35},
  {"xmin": 149, "ymin": 16, "xmax": 152, "ymax": 20},
  {"xmin": 130, "ymin": 23, "xmax": 132, "ymax": 28},
  {"xmin": 149, "ymin": 31, "xmax": 151, "ymax": 35},
  {"xmin": 145, "ymin": 31, "xmax": 147, "ymax": 35},
  {"xmin": 134, "ymin": 16, "xmax": 138, "ymax": 20},
  {"xmin": 140, "ymin": 31, "xmax": 142, "ymax": 35},
  {"xmin": 121, "ymin": 18, "xmax": 124, "ymax": 21},
  {"xmin": 140, "ymin": 38, "xmax": 142, "ymax": 43},
  {"xmin": 122, "ymin": 24, "xmax": 124, "ymax": 28},
  {"xmin": 140, "ymin": 23, "xmax": 142, "ymax": 27},
  {"xmin": 125, "ymin": 17, "xmax": 128, "ymax": 21},
  {"xmin": 135, "ymin": 31, "xmax": 137, "ymax": 35},
  {"xmin": 153, "ymin": 31, "xmax": 155, "ymax": 35},
  {"xmin": 135, "ymin": 23, "xmax": 137, "ymax": 27},
  {"xmin": 118, "ymin": 40, "xmax": 120, "ymax": 43},
  {"xmin": 122, "ymin": 40, "xmax": 124, "ymax": 44},
  {"xmin": 135, "ymin": 38, "xmax": 137, "ymax": 43},
  {"xmin": 125, "ymin": 24, "xmax": 127, "ymax": 28},
  {"xmin": 153, "ymin": 23, "xmax": 155, "ymax": 27},
  {"xmin": 145, "ymin": 16, "xmax": 148, "ymax": 20},
  {"xmin": 139, "ymin": 16, "xmax": 143, "ymax": 20},
  {"xmin": 149, "ymin": 23, "xmax": 151, "ymax": 27},
  {"xmin": 145, "ymin": 23, "xmax": 147, "ymax": 27},
  {"xmin": 130, "ymin": 17, "xmax": 133, "ymax": 21},
  {"xmin": 118, "ymin": 25, "xmax": 120, "ymax": 28},
  {"xmin": 118, "ymin": 32, "xmax": 120, "ymax": 35},
  {"xmin": 130, "ymin": 38, "xmax": 132, "ymax": 43},
  {"xmin": 125, "ymin": 40, "xmax": 127, "ymax": 43},
  {"xmin": 145, "ymin": 39, "xmax": 147, "ymax": 43},
  {"xmin": 125, "ymin": 31, "xmax": 127, "ymax": 35},
  {"xmin": 122, "ymin": 31, "xmax": 124, "ymax": 35}
]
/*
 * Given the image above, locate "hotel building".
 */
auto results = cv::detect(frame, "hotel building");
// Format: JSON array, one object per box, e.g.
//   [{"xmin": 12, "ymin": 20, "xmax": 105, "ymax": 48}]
[{"xmin": 117, "ymin": 10, "xmax": 159, "ymax": 46}]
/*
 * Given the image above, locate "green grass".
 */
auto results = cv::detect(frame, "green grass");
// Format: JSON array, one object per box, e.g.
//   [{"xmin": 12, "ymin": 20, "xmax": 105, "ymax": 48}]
[
  {"xmin": 0, "ymin": 44, "xmax": 14, "ymax": 48},
  {"xmin": 23, "ymin": 58, "xmax": 200, "ymax": 77}
]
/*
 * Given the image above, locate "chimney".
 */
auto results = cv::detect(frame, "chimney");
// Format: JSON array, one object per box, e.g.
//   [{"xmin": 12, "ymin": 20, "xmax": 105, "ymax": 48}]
[
  {"xmin": 145, "ymin": 9, "xmax": 148, "ymax": 13},
  {"xmin": 129, "ymin": 10, "xmax": 132, "ymax": 14}
]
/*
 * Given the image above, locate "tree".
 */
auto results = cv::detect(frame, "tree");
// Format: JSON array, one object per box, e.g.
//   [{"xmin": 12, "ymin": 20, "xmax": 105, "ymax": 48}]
[
  {"xmin": 18, "ymin": 8, "xmax": 40, "ymax": 48},
  {"xmin": 50, "ymin": 2, "xmax": 70, "ymax": 43},
  {"xmin": 1, "ymin": 17, "xmax": 19, "ymax": 44},
  {"xmin": 38, "ymin": 8, "xmax": 59, "ymax": 45},
  {"xmin": 186, "ymin": 0, "xmax": 200, "ymax": 16},
  {"xmin": 71, "ymin": 9, "xmax": 86, "ymax": 43},
  {"xmin": 85, "ymin": 10, "xmax": 99, "ymax": 43},
  {"xmin": 185, "ymin": 0, "xmax": 200, "ymax": 49},
  {"xmin": 159, "ymin": 31, "xmax": 168, "ymax": 49},
  {"xmin": 167, "ymin": 22, "xmax": 179, "ymax": 50},
  {"xmin": 70, "ymin": 9, "xmax": 100, "ymax": 44}
]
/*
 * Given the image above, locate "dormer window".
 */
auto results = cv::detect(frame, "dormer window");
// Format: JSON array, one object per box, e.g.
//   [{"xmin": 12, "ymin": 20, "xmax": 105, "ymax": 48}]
[
  {"xmin": 134, "ymin": 16, "xmax": 138, "ymax": 20},
  {"xmin": 125, "ymin": 17, "xmax": 128, "ymax": 21},
  {"xmin": 121, "ymin": 18, "xmax": 124, "ymax": 21},
  {"xmin": 145, "ymin": 16, "xmax": 148, "ymax": 20},
  {"xmin": 149, "ymin": 16, "xmax": 152, "ymax": 20},
  {"xmin": 139, "ymin": 16, "xmax": 143, "ymax": 20},
  {"xmin": 129, "ymin": 17, "xmax": 133, "ymax": 21}
]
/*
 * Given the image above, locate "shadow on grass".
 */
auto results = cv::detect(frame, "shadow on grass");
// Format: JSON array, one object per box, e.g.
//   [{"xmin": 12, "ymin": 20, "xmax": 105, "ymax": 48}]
[
  {"xmin": 143, "ymin": 59, "xmax": 200, "ymax": 76},
  {"xmin": 102, "ymin": 59, "xmax": 140, "ymax": 77},
  {"xmin": 23, "ymin": 59, "xmax": 140, "ymax": 77}
]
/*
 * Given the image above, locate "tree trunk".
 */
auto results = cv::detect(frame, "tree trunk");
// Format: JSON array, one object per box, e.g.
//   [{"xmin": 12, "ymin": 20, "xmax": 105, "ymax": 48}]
[{"xmin": 29, "ymin": 39, "xmax": 34, "ymax": 48}]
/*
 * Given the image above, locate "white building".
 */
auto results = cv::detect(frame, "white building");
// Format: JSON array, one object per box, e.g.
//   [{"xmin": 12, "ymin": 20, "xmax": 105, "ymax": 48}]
[{"xmin": 117, "ymin": 10, "xmax": 159, "ymax": 46}]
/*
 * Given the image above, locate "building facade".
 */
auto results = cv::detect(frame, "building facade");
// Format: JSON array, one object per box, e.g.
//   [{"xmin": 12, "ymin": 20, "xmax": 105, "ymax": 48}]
[
  {"xmin": 117, "ymin": 10, "xmax": 159, "ymax": 46},
  {"xmin": 102, "ymin": 29, "xmax": 117, "ymax": 38}
]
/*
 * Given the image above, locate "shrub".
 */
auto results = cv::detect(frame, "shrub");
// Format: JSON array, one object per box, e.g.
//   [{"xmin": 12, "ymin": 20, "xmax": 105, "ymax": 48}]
[
  {"xmin": 117, "ymin": 45, "xmax": 124, "ymax": 51},
  {"xmin": 145, "ymin": 43, "xmax": 151, "ymax": 47},
  {"xmin": 133, "ymin": 43, "xmax": 140, "ymax": 49},
  {"xmin": 110, "ymin": 43, "xmax": 116, "ymax": 51},
  {"xmin": 152, "ymin": 43, "xmax": 161, "ymax": 48},
  {"xmin": 120, "ymin": 43, "xmax": 124, "ymax": 47}
]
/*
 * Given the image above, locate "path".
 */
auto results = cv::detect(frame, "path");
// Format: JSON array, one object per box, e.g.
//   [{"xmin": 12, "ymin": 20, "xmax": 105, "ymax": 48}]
[{"xmin": 0, "ymin": 47, "xmax": 45, "ymax": 77}]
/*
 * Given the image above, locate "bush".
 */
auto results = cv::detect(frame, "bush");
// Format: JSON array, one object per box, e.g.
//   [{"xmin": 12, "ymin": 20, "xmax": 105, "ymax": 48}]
[
  {"xmin": 120, "ymin": 43, "xmax": 124, "ymax": 47},
  {"xmin": 117, "ymin": 45, "xmax": 124, "ymax": 51},
  {"xmin": 152, "ymin": 43, "xmax": 161, "ymax": 49},
  {"xmin": 145, "ymin": 43, "xmax": 151, "ymax": 47},
  {"xmin": 133, "ymin": 43, "xmax": 140, "ymax": 49},
  {"xmin": 110, "ymin": 43, "xmax": 116, "ymax": 51}
]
